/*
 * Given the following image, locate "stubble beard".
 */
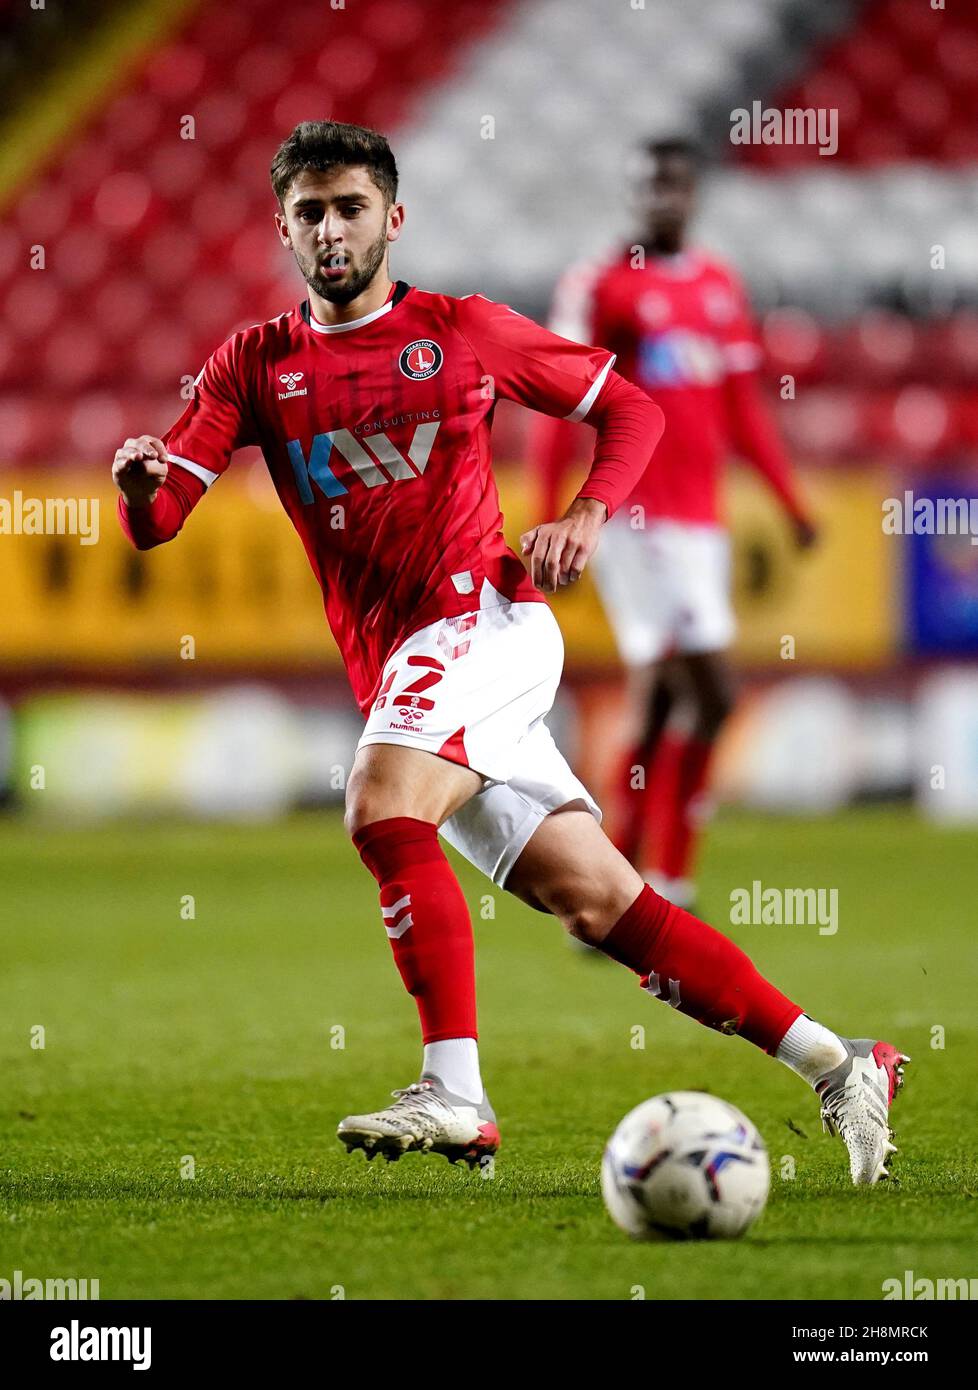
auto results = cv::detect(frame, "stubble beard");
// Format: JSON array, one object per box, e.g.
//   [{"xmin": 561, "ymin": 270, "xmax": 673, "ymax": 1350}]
[{"xmin": 299, "ymin": 225, "xmax": 389, "ymax": 305}]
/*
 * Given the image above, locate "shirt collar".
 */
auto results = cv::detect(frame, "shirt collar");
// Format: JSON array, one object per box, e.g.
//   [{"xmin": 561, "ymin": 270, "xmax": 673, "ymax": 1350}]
[{"xmin": 301, "ymin": 281, "xmax": 412, "ymax": 335}]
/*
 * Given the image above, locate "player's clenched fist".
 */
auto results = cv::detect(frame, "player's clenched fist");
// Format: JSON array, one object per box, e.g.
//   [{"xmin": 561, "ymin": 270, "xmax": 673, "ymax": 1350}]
[
  {"xmin": 112, "ymin": 436, "xmax": 169, "ymax": 507},
  {"xmin": 520, "ymin": 496, "xmax": 608, "ymax": 594}
]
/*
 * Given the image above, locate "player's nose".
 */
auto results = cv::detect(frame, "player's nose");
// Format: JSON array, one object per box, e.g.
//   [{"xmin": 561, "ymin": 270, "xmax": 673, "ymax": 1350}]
[{"xmin": 317, "ymin": 213, "xmax": 345, "ymax": 245}]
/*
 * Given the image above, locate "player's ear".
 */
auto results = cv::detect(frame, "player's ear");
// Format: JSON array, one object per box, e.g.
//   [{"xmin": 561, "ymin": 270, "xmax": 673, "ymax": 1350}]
[
  {"xmin": 386, "ymin": 201, "xmax": 405, "ymax": 244},
  {"xmin": 273, "ymin": 208, "xmax": 292, "ymax": 246}
]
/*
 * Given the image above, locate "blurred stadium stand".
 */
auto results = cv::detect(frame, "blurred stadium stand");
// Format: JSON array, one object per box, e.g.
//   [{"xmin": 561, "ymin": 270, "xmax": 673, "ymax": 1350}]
[{"xmin": 1, "ymin": 0, "xmax": 976, "ymax": 461}]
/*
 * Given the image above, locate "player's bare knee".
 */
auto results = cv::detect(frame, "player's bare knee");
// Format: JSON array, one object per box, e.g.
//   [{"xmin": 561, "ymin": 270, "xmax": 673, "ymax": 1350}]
[
  {"xmin": 565, "ymin": 908, "xmax": 606, "ymax": 945},
  {"xmin": 343, "ymin": 770, "xmax": 389, "ymax": 838},
  {"xmin": 694, "ymin": 687, "xmax": 734, "ymax": 739},
  {"xmin": 538, "ymin": 881, "xmax": 605, "ymax": 944}
]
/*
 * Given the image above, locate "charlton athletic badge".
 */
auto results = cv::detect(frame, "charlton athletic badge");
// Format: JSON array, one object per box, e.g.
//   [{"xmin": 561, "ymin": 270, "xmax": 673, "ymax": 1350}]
[{"xmin": 399, "ymin": 339, "xmax": 443, "ymax": 380}]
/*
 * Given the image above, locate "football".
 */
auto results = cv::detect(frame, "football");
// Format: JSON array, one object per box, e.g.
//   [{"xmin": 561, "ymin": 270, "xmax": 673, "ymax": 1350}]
[{"xmin": 601, "ymin": 1091, "xmax": 770, "ymax": 1241}]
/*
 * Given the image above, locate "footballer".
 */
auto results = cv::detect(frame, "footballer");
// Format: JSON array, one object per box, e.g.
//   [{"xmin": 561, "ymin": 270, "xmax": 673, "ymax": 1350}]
[
  {"xmin": 112, "ymin": 121, "xmax": 906, "ymax": 1185},
  {"xmin": 535, "ymin": 139, "xmax": 817, "ymax": 911}
]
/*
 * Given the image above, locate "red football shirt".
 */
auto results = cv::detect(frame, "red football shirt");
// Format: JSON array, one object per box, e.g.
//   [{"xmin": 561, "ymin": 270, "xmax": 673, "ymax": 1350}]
[
  {"xmin": 536, "ymin": 248, "xmax": 806, "ymax": 526},
  {"xmin": 146, "ymin": 282, "xmax": 645, "ymax": 713}
]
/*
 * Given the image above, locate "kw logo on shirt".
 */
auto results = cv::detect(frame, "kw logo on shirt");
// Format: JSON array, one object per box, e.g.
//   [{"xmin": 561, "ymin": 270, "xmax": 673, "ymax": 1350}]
[
  {"xmin": 287, "ymin": 422, "xmax": 440, "ymax": 501},
  {"xmin": 637, "ymin": 330, "xmax": 726, "ymax": 387}
]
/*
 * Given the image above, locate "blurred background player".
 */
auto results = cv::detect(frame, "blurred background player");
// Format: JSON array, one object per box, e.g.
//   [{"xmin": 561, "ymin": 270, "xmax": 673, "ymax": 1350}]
[{"xmin": 533, "ymin": 139, "xmax": 818, "ymax": 910}]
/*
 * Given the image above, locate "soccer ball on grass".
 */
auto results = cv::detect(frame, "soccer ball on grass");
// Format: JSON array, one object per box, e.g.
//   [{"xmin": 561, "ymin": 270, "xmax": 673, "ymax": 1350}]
[{"xmin": 601, "ymin": 1090, "xmax": 769, "ymax": 1240}]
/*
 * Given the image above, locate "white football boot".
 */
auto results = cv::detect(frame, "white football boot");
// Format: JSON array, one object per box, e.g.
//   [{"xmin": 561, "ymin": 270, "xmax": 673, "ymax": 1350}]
[
  {"xmin": 816, "ymin": 1038, "xmax": 910, "ymax": 1184},
  {"xmin": 337, "ymin": 1074, "xmax": 500, "ymax": 1169}
]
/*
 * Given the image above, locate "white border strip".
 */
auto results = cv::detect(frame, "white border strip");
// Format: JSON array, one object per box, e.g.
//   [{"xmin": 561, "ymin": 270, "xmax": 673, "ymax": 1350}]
[
  {"xmin": 565, "ymin": 353, "xmax": 616, "ymax": 423},
  {"xmin": 169, "ymin": 454, "xmax": 220, "ymax": 488}
]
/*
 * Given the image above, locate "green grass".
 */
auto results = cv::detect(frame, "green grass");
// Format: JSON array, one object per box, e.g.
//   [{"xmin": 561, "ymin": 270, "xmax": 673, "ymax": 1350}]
[{"xmin": 1, "ymin": 807, "xmax": 975, "ymax": 1300}]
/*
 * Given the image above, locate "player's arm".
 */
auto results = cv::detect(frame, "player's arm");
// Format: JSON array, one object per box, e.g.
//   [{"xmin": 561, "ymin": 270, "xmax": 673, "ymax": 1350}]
[
  {"xmin": 522, "ymin": 371, "xmax": 664, "ymax": 592},
  {"xmin": 724, "ymin": 369, "xmax": 817, "ymax": 548},
  {"xmin": 453, "ymin": 295, "xmax": 664, "ymax": 593},
  {"xmin": 113, "ymin": 333, "xmax": 253, "ymax": 551},
  {"xmin": 113, "ymin": 436, "xmax": 206, "ymax": 550},
  {"xmin": 721, "ymin": 280, "xmax": 817, "ymax": 549}
]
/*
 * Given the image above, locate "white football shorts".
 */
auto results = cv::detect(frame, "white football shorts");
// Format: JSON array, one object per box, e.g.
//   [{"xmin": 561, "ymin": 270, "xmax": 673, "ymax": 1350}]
[
  {"xmin": 357, "ymin": 583, "xmax": 600, "ymax": 887},
  {"xmin": 590, "ymin": 514, "xmax": 736, "ymax": 666}
]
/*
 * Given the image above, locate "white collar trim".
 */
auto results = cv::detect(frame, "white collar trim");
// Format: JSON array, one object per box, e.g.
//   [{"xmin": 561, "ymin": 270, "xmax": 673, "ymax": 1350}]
[{"xmin": 306, "ymin": 298, "xmax": 395, "ymax": 334}]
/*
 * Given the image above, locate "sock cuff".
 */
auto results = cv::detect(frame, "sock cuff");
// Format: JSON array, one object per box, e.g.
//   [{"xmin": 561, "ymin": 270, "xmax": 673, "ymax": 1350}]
[
  {"xmin": 352, "ymin": 816, "xmax": 442, "ymax": 881},
  {"xmin": 600, "ymin": 883, "xmax": 674, "ymax": 970}
]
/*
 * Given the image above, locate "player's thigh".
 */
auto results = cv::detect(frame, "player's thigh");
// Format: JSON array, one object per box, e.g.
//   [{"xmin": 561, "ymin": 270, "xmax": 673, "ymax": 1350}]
[
  {"xmin": 670, "ymin": 527, "xmax": 736, "ymax": 659},
  {"xmin": 345, "ymin": 741, "xmax": 483, "ymax": 835},
  {"xmin": 506, "ymin": 804, "xmax": 644, "ymax": 941}
]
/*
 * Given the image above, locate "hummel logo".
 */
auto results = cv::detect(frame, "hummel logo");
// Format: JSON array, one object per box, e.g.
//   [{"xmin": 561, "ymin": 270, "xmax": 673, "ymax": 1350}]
[{"xmin": 278, "ymin": 371, "xmax": 307, "ymax": 399}]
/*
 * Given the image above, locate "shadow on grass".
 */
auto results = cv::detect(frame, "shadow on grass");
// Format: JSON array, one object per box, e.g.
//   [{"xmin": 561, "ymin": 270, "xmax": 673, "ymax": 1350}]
[{"xmin": 0, "ymin": 1170, "xmax": 598, "ymax": 1205}]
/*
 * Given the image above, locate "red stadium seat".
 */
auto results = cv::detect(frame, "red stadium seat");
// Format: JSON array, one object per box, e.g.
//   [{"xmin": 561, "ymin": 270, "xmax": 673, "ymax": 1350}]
[
  {"xmin": 133, "ymin": 324, "xmax": 197, "ymax": 387},
  {"xmin": 44, "ymin": 326, "xmax": 105, "ymax": 390},
  {"xmin": 146, "ymin": 43, "xmax": 206, "ymax": 100},
  {"xmin": 737, "ymin": 0, "xmax": 978, "ymax": 166},
  {"xmin": 760, "ymin": 308, "xmax": 827, "ymax": 384},
  {"xmin": 92, "ymin": 172, "xmax": 153, "ymax": 233},
  {"xmin": 891, "ymin": 386, "xmax": 952, "ymax": 455},
  {"xmin": 139, "ymin": 226, "xmax": 199, "ymax": 290},
  {"xmin": 68, "ymin": 393, "xmax": 126, "ymax": 458},
  {"xmin": 5, "ymin": 274, "xmax": 60, "ymax": 341},
  {"xmin": 93, "ymin": 277, "xmax": 154, "ymax": 341}
]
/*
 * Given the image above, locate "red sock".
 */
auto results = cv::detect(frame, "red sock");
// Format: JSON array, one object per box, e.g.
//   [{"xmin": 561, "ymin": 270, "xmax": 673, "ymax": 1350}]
[
  {"xmin": 353, "ymin": 817, "xmax": 477, "ymax": 1044},
  {"xmin": 659, "ymin": 735, "xmax": 715, "ymax": 881},
  {"xmin": 610, "ymin": 740, "xmax": 654, "ymax": 863},
  {"xmin": 599, "ymin": 885, "xmax": 802, "ymax": 1053},
  {"xmin": 637, "ymin": 733, "xmax": 685, "ymax": 874}
]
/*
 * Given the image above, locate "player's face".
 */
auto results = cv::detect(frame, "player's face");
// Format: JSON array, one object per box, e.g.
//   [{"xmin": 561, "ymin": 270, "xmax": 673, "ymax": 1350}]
[
  {"xmin": 275, "ymin": 166, "xmax": 402, "ymax": 305},
  {"xmin": 635, "ymin": 152, "xmax": 696, "ymax": 252}
]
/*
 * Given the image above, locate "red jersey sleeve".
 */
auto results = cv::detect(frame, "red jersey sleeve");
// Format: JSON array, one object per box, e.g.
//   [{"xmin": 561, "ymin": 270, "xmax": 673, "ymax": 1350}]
[
  {"xmin": 117, "ymin": 464, "xmax": 205, "ymax": 550},
  {"xmin": 708, "ymin": 270, "xmax": 809, "ymax": 523},
  {"xmin": 452, "ymin": 292, "xmax": 662, "ymax": 520},
  {"xmin": 717, "ymin": 267, "xmax": 764, "ymax": 376},
  {"xmin": 162, "ymin": 330, "xmax": 257, "ymax": 489},
  {"xmin": 451, "ymin": 293, "xmax": 617, "ymax": 422},
  {"xmin": 117, "ymin": 331, "xmax": 256, "ymax": 550}
]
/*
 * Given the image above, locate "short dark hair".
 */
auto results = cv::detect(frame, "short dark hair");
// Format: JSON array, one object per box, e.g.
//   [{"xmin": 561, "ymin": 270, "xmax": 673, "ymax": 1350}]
[
  {"xmin": 645, "ymin": 136, "xmax": 701, "ymax": 166},
  {"xmin": 270, "ymin": 120, "xmax": 399, "ymax": 206}
]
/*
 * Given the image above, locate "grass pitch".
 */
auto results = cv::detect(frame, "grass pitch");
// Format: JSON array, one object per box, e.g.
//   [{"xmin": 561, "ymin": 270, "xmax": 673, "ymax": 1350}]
[{"xmin": 1, "ymin": 807, "xmax": 975, "ymax": 1300}]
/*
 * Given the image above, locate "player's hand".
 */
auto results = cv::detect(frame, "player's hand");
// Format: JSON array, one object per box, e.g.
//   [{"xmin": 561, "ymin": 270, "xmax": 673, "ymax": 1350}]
[
  {"xmin": 792, "ymin": 515, "xmax": 818, "ymax": 551},
  {"xmin": 520, "ymin": 497, "xmax": 608, "ymax": 594},
  {"xmin": 112, "ymin": 436, "xmax": 169, "ymax": 507}
]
